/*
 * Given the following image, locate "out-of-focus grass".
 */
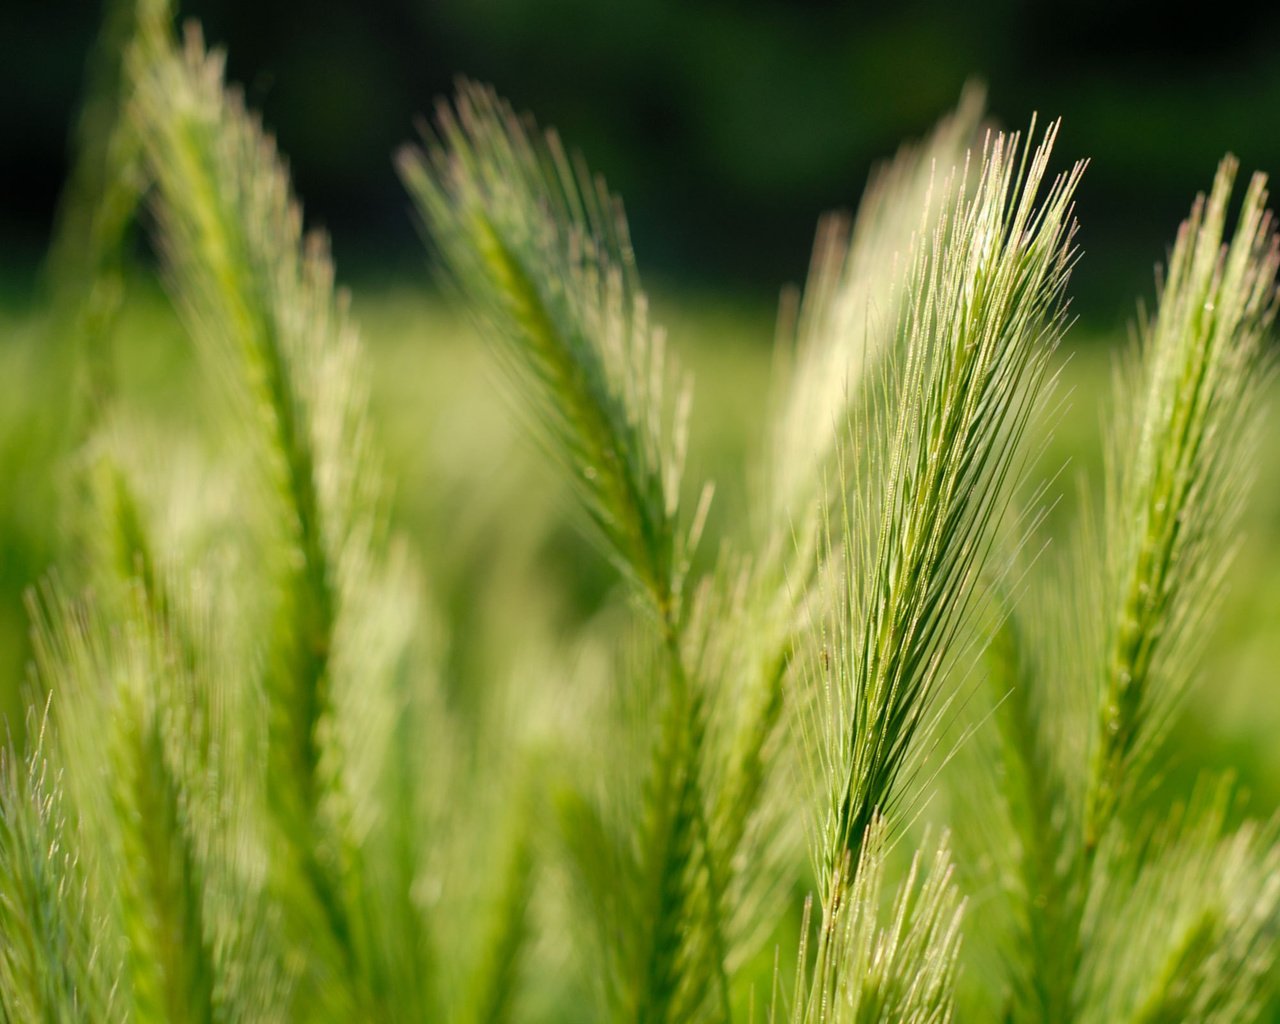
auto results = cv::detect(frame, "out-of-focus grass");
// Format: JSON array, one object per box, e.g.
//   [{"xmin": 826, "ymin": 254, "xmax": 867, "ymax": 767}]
[{"xmin": 2, "ymin": 274, "xmax": 1278, "ymax": 807}]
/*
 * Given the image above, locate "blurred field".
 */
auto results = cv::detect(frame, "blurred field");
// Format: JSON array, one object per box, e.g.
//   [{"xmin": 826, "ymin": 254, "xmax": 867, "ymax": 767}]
[{"xmin": 3, "ymin": 272, "xmax": 1279, "ymax": 812}]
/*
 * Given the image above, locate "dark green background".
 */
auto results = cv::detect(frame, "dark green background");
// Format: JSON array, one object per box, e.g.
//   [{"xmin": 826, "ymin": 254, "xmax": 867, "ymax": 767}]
[{"xmin": 5, "ymin": 0, "xmax": 1280, "ymax": 323}]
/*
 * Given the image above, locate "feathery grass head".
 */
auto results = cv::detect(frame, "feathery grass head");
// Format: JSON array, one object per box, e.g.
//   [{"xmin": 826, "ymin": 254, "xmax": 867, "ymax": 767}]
[
  {"xmin": 802, "ymin": 120, "xmax": 1083, "ymax": 896},
  {"xmin": 954, "ymin": 158, "xmax": 1280, "ymax": 1024},
  {"xmin": 129, "ymin": 27, "xmax": 456, "ymax": 1019},
  {"xmin": 131, "ymin": 38, "xmax": 361, "ymax": 985},
  {"xmin": 768, "ymin": 84, "xmax": 984, "ymax": 537},
  {"xmin": 1086, "ymin": 158, "xmax": 1279, "ymax": 844},
  {"xmin": 399, "ymin": 82, "xmax": 699, "ymax": 624}
]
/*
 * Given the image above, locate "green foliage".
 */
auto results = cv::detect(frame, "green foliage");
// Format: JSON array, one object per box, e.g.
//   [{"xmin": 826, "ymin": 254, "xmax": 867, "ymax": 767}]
[{"xmin": 2, "ymin": 3, "xmax": 1279, "ymax": 1023}]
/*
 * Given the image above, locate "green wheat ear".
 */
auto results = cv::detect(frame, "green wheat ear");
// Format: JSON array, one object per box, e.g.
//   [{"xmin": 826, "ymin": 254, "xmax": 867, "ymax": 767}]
[
  {"xmin": 401, "ymin": 81, "xmax": 724, "ymax": 1022},
  {"xmin": 959, "ymin": 158, "xmax": 1280, "ymax": 1024},
  {"xmin": 767, "ymin": 82, "xmax": 984, "ymax": 544},
  {"xmin": 399, "ymin": 82, "xmax": 701, "ymax": 627},
  {"xmin": 129, "ymin": 26, "xmax": 459, "ymax": 1020},
  {"xmin": 1073, "ymin": 158, "xmax": 1280, "ymax": 1024},
  {"xmin": 800, "ymin": 118, "xmax": 1082, "ymax": 899},
  {"xmin": 1086, "ymin": 157, "xmax": 1278, "ymax": 843},
  {"xmin": 131, "ymin": 30, "xmax": 366, "ymax": 1004}
]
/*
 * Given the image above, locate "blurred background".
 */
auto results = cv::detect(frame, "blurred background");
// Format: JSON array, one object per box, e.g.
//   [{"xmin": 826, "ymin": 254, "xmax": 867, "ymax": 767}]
[
  {"xmin": 5, "ymin": 0, "xmax": 1280, "ymax": 324},
  {"xmin": 1, "ymin": 1, "xmax": 1279, "ymax": 815}
]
